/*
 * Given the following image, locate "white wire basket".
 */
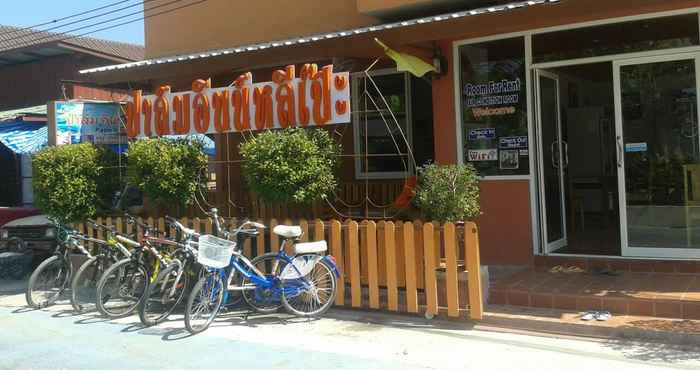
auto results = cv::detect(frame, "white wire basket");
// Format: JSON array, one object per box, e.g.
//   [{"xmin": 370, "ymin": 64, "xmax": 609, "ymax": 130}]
[{"xmin": 197, "ymin": 234, "xmax": 235, "ymax": 268}]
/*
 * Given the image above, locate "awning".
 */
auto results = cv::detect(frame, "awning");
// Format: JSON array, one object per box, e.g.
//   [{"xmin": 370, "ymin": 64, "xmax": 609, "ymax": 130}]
[
  {"xmin": 0, "ymin": 121, "xmax": 47, "ymax": 154},
  {"xmin": 78, "ymin": 0, "xmax": 561, "ymax": 79}
]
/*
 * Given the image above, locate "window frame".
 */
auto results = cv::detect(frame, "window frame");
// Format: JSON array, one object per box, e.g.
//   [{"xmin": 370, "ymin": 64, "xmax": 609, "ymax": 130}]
[{"xmin": 352, "ymin": 69, "xmax": 413, "ymax": 180}]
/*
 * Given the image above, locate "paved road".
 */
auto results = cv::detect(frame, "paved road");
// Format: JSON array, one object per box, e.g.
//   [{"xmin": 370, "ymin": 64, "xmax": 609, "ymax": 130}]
[{"xmin": 2, "ymin": 280, "xmax": 700, "ymax": 370}]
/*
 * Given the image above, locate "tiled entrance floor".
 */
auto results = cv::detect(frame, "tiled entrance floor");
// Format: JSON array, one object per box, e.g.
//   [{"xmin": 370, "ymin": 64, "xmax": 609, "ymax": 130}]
[{"xmin": 489, "ymin": 269, "xmax": 700, "ymax": 320}]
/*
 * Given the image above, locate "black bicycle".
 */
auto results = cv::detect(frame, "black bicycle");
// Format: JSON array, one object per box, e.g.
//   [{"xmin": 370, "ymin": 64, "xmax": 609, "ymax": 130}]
[
  {"xmin": 70, "ymin": 220, "xmax": 134, "ymax": 312},
  {"xmin": 26, "ymin": 220, "xmax": 91, "ymax": 309},
  {"xmin": 138, "ymin": 216, "xmax": 200, "ymax": 326},
  {"xmin": 95, "ymin": 216, "xmax": 170, "ymax": 318}
]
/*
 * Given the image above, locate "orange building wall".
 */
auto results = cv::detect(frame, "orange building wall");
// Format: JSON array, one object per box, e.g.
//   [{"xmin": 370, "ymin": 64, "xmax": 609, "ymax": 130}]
[
  {"xmin": 479, "ymin": 180, "xmax": 534, "ymax": 265},
  {"xmin": 144, "ymin": 0, "xmax": 379, "ymax": 59},
  {"xmin": 430, "ymin": 37, "xmax": 533, "ymax": 265}
]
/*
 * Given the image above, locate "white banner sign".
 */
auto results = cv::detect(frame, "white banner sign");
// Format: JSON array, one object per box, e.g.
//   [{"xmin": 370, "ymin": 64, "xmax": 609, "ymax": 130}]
[{"xmin": 124, "ymin": 64, "xmax": 350, "ymax": 138}]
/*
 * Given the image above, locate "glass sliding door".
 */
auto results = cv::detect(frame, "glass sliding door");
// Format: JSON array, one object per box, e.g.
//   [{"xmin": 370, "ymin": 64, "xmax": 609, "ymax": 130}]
[
  {"xmin": 614, "ymin": 54, "xmax": 700, "ymax": 258},
  {"xmin": 536, "ymin": 70, "xmax": 568, "ymax": 253}
]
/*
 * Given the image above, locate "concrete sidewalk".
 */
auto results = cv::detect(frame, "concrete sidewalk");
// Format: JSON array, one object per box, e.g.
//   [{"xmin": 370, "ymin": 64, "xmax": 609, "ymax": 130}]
[{"xmin": 2, "ymin": 280, "xmax": 700, "ymax": 370}]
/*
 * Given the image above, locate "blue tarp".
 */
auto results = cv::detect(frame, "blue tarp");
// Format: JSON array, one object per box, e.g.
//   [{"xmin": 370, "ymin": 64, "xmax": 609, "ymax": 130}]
[
  {"xmin": 0, "ymin": 120, "xmax": 216, "ymax": 157},
  {"xmin": 163, "ymin": 134, "xmax": 216, "ymax": 157},
  {"xmin": 0, "ymin": 121, "xmax": 47, "ymax": 154}
]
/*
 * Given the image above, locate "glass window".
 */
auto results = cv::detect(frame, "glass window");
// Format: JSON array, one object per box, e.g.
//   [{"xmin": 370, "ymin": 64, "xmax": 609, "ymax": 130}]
[
  {"xmin": 458, "ymin": 37, "xmax": 529, "ymax": 176},
  {"xmin": 533, "ymin": 14, "xmax": 700, "ymax": 63},
  {"xmin": 353, "ymin": 72, "xmax": 411, "ymax": 178}
]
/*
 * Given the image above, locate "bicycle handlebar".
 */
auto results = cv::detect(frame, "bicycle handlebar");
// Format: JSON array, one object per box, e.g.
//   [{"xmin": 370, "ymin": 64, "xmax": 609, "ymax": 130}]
[
  {"xmin": 123, "ymin": 213, "xmax": 164, "ymax": 237},
  {"xmin": 87, "ymin": 219, "xmax": 117, "ymax": 234},
  {"xmin": 164, "ymin": 216, "xmax": 199, "ymax": 239}
]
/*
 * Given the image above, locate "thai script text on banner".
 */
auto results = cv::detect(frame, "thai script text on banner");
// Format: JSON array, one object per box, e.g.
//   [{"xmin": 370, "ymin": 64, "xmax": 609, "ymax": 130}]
[{"xmin": 125, "ymin": 64, "xmax": 350, "ymax": 138}]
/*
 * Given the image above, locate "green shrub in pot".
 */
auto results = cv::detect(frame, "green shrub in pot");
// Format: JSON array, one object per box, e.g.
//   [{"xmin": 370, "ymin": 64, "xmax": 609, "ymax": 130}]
[{"xmin": 413, "ymin": 163, "xmax": 481, "ymax": 222}]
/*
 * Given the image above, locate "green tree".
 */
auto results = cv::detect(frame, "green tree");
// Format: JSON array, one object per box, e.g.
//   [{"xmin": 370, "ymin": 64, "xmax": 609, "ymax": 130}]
[
  {"xmin": 240, "ymin": 128, "xmax": 340, "ymax": 204},
  {"xmin": 413, "ymin": 163, "xmax": 481, "ymax": 222},
  {"xmin": 126, "ymin": 138, "xmax": 208, "ymax": 209},
  {"xmin": 33, "ymin": 143, "xmax": 102, "ymax": 223}
]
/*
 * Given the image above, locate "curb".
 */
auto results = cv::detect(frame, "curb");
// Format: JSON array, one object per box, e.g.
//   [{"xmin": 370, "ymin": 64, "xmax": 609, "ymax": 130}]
[{"xmin": 481, "ymin": 310, "xmax": 700, "ymax": 346}]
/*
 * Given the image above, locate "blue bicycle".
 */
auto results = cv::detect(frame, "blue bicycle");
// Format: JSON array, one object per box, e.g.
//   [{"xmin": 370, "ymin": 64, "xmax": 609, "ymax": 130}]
[{"xmin": 184, "ymin": 220, "xmax": 339, "ymax": 334}]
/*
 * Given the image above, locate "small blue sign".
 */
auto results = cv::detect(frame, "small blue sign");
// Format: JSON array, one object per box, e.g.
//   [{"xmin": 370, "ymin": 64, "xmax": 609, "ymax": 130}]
[
  {"xmin": 499, "ymin": 136, "xmax": 528, "ymax": 149},
  {"xmin": 468, "ymin": 128, "xmax": 496, "ymax": 141},
  {"xmin": 625, "ymin": 142, "xmax": 648, "ymax": 153}
]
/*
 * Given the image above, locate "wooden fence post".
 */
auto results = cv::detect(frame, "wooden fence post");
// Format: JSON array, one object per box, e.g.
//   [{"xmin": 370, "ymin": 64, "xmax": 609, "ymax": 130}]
[
  {"xmin": 158, "ymin": 217, "xmax": 166, "ymax": 237},
  {"xmin": 444, "ymin": 222, "xmax": 460, "ymax": 318},
  {"xmin": 366, "ymin": 221, "xmax": 379, "ymax": 309},
  {"xmin": 403, "ymin": 222, "xmax": 418, "ymax": 313},
  {"xmin": 423, "ymin": 223, "xmax": 438, "ymax": 317},
  {"xmin": 314, "ymin": 219, "xmax": 324, "ymax": 242},
  {"xmin": 96, "ymin": 217, "xmax": 104, "ymax": 241},
  {"xmin": 465, "ymin": 222, "xmax": 483, "ymax": 320},
  {"xmin": 115, "ymin": 217, "xmax": 123, "ymax": 236},
  {"xmin": 270, "ymin": 219, "xmax": 279, "ymax": 253},
  {"xmin": 348, "ymin": 221, "xmax": 361, "ymax": 308},
  {"xmin": 330, "ymin": 220, "xmax": 344, "ymax": 306},
  {"xmin": 384, "ymin": 221, "xmax": 398, "ymax": 311},
  {"xmin": 256, "ymin": 219, "xmax": 266, "ymax": 256}
]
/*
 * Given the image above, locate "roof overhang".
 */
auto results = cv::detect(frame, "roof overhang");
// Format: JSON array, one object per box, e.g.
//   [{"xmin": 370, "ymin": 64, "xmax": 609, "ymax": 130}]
[
  {"xmin": 0, "ymin": 41, "xmax": 136, "ymax": 67},
  {"xmin": 79, "ymin": 0, "xmax": 562, "ymax": 84}
]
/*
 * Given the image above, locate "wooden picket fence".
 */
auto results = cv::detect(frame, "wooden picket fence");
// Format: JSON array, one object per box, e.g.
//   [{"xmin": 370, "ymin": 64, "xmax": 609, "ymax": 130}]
[{"xmin": 74, "ymin": 217, "xmax": 483, "ymax": 320}]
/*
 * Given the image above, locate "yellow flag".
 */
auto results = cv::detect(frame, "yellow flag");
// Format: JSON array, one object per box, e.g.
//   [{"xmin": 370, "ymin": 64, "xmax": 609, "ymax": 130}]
[{"xmin": 374, "ymin": 38, "xmax": 436, "ymax": 77}]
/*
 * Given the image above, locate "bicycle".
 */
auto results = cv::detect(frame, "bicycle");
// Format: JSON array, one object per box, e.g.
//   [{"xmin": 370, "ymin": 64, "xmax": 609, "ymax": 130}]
[
  {"xmin": 184, "ymin": 221, "xmax": 340, "ymax": 334},
  {"xmin": 70, "ymin": 219, "xmax": 134, "ymax": 312},
  {"xmin": 25, "ymin": 220, "xmax": 92, "ymax": 309},
  {"xmin": 137, "ymin": 215, "xmax": 200, "ymax": 326},
  {"xmin": 95, "ymin": 216, "xmax": 170, "ymax": 318}
]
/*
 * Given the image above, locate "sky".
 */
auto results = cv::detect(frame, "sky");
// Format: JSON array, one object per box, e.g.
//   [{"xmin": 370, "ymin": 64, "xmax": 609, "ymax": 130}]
[{"xmin": 0, "ymin": 0, "xmax": 144, "ymax": 45}]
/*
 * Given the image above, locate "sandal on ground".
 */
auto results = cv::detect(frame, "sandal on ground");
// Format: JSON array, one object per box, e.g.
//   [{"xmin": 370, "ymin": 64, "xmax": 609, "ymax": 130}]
[
  {"xmin": 580, "ymin": 311, "xmax": 597, "ymax": 321},
  {"xmin": 595, "ymin": 311, "xmax": 612, "ymax": 321}
]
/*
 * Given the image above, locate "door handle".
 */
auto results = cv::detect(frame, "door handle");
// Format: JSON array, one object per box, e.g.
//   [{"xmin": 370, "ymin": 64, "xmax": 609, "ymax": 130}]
[
  {"xmin": 562, "ymin": 140, "xmax": 569, "ymax": 169},
  {"xmin": 550, "ymin": 141, "xmax": 558, "ymax": 169},
  {"xmin": 616, "ymin": 136, "xmax": 623, "ymax": 168}
]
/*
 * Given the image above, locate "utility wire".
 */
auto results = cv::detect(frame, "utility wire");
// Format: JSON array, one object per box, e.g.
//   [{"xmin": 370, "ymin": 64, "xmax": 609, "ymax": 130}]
[
  {"xmin": 63, "ymin": 0, "xmax": 207, "ymax": 45},
  {"xmin": 0, "ymin": 0, "xmax": 158, "ymax": 44},
  {"xmin": 0, "ymin": 0, "xmax": 134, "ymax": 38},
  {"xmin": 8, "ymin": 0, "xmax": 189, "ymax": 48}
]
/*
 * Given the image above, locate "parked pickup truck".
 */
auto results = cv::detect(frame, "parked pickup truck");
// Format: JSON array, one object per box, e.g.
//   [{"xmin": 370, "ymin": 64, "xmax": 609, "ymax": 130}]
[{"xmin": 0, "ymin": 215, "xmax": 56, "ymax": 253}]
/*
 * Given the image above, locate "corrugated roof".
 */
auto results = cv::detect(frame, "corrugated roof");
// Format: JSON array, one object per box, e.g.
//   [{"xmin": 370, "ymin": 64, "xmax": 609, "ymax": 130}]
[
  {"xmin": 0, "ymin": 121, "xmax": 47, "ymax": 154},
  {"xmin": 80, "ymin": 0, "xmax": 560, "ymax": 75},
  {"xmin": 0, "ymin": 105, "xmax": 47, "ymax": 122},
  {"xmin": 0, "ymin": 24, "xmax": 144, "ymax": 62}
]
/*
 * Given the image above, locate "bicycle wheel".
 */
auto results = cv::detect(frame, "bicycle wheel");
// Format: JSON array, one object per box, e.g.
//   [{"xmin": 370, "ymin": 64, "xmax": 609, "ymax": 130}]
[
  {"xmin": 184, "ymin": 272, "xmax": 224, "ymax": 334},
  {"xmin": 71, "ymin": 256, "xmax": 109, "ymax": 312},
  {"xmin": 138, "ymin": 262, "xmax": 189, "ymax": 326},
  {"xmin": 281, "ymin": 258, "xmax": 337, "ymax": 317},
  {"xmin": 241, "ymin": 253, "xmax": 287, "ymax": 313},
  {"xmin": 96, "ymin": 258, "xmax": 148, "ymax": 318},
  {"xmin": 26, "ymin": 255, "xmax": 72, "ymax": 309}
]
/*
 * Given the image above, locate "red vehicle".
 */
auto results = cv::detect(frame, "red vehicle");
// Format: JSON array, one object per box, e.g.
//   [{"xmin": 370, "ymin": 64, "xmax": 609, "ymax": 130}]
[{"xmin": 0, "ymin": 207, "xmax": 40, "ymax": 228}]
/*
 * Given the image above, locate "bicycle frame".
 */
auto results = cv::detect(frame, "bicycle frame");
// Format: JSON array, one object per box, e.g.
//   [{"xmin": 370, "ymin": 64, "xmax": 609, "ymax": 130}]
[{"xmin": 204, "ymin": 248, "xmax": 320, "ymax": 307}]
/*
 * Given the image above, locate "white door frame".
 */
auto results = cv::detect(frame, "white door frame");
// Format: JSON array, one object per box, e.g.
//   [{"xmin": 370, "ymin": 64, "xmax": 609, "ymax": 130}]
[
  {"xmin": 535, "ymin": 69, "xmax": 568, "ymax": 253},
  {"xmin": 614, "ymin": 52, "xmax": 700, "ymax": 259}
]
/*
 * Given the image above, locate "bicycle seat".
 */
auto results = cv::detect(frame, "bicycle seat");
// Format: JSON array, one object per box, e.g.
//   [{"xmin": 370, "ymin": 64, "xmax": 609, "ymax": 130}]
[
  {"xmin": 273, "ymin": 225, "xmax": 302, "ymax": 239},
  {"xmin": 294, "ymin": 240, "xmax": 327, "ymax": 254}
]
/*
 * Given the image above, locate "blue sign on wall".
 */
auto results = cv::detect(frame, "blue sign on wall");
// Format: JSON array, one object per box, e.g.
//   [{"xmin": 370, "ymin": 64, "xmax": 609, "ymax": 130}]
[
  {"xmin": 55, "ymin": 102, "xmax": 123, "ymax": 145},
  {"xmin": 468, "ymin": 128, "xmax": 496, "ymax": 141},
  {"xmin": 499, "ymin": 136, "xmax": 528, "ymax": 149}
]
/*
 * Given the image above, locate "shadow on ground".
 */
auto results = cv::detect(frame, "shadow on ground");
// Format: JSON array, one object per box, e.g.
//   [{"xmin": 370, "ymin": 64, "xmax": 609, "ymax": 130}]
[{"xmin": 604, "ymin": 338, "xmax": 700, "ymax": 363}]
